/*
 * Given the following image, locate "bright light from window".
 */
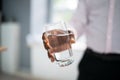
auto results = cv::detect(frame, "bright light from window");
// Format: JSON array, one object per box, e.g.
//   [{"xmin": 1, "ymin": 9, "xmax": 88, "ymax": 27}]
[
  {"xmin": 51, "ymin": 0, "xmax": 78, "ymax": 22},
  {"xmin": 65, "ymin": 0, "xmax": 78, "ymax": 10}
]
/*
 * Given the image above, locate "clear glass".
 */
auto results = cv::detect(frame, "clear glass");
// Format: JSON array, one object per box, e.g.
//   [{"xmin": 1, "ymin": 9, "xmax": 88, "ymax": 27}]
[{"xmin": 44, "ymin": 21, "xmax": 74, "ymax": 67}]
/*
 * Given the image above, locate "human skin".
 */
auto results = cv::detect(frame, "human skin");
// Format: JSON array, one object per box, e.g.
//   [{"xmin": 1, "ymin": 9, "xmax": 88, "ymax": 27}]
[{"xmin": 42, "ymin": 30, "xmax": 75, "ymax": 62}]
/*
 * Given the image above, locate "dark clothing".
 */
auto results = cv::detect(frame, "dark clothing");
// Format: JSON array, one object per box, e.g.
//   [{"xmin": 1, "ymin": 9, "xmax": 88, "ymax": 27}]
[{"xmin": 78, "ymin": 48, "xmax": 120, "ymax": 80}]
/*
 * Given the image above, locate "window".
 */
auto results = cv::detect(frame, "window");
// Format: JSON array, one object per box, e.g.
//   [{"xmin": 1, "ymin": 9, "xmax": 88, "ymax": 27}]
[{"xmin": 50, "ymin": 0, "xmax": 78, "ymax": 22}]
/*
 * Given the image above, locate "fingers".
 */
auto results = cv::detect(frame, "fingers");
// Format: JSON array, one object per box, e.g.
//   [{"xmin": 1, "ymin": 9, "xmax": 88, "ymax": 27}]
[
  {"xmin": 68, "ymin": 30, "xmax": 75, "ymax": 43},
  {"xmin": 43, "ymin": 40, "xmax": 52, "ymax": 50},
  {"xmin": 42, "ymin": 32, "xmax": 52, "ymax": 50},
  {"xmin": 70, "ymin": 33, "xmax": 75, "ymax": 43},
  {"xmin": 42, "ymin": 32, "xmax": 55, "ymax": 62},
  {"xmin": 48, "ymin": 50, "xmax": 55, "ymax": 62},
  {"xmin": 42, "ymin": 30, "xmax": 75, "ymax": 63}
]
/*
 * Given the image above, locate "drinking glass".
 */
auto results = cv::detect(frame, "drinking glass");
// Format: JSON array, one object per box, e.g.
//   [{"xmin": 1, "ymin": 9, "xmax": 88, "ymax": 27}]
[{"xmin": 43, "ymin": 21, "xmax": 75, "ymax": 67}]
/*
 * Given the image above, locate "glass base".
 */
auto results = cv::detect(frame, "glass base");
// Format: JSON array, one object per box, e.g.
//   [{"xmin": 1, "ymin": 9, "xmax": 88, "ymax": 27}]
[{"xmin": 56, "ymin": 59, "xmax": 74, "ymax": 67}]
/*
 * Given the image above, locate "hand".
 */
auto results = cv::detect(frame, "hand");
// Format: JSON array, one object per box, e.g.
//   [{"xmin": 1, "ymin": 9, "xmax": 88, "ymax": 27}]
[
  {"xmin": 42, "ymin": 32, "xmax": 55, "ymax": 62},
  {"xmin": 68, "ymin": 30, "xmax": 75, "ymax": 44},
  {"xmin": 42, "ymin": 30, "xmax": 75, "ymax": 62}
]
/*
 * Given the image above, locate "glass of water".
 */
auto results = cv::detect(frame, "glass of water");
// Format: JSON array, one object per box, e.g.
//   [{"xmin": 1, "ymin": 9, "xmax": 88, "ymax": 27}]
[{"xmin": 43, "ymin": 21, "xmax": 75, "ymax": 67}]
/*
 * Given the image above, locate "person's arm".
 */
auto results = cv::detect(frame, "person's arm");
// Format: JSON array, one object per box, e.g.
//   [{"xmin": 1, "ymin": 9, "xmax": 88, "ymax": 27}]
[
  {"xmin": 42, "ymin": 0, "xmax": 89, "ymax": 62},
  {"xmin": 69, "ymin": 0, "xmax": 89, "ymax": 40}
]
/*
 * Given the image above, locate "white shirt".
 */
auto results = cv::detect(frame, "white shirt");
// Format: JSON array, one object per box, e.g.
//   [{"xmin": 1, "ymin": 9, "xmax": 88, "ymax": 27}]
[{"xmin": 70, "ymin": 0, "xmax": 120, "ymax": 53}]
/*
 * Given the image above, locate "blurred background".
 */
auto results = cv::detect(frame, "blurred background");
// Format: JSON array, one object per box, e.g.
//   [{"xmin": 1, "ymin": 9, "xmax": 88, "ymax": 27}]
[{"xmin": 0, "ymin": 0, "xmax": 86, "ymax": 80}]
